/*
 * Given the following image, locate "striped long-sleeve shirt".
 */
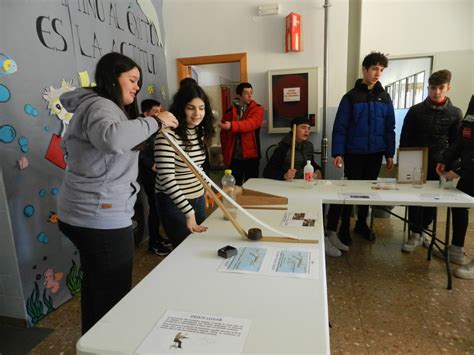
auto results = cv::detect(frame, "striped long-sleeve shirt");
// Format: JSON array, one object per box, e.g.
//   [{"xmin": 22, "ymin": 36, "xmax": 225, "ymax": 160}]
[{"xmin": 154, "ymin": 128, "xmax": 206, "ymax": 216}]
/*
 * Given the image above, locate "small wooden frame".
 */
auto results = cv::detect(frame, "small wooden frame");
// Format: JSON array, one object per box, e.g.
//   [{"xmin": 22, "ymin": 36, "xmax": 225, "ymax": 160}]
[{"xmin": 396, "ymin": 147, "xmax": 428, "ymax": 183}]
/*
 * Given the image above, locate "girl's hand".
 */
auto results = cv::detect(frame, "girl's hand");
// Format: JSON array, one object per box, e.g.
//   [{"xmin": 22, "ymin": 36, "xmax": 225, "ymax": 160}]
[
  {"xmin": 156, "ymin": 111, "xmax": 179, "ymax": 129},
  {"xmin": 186, "ymin": 214, "xmax": 208, "ymax": 233}
]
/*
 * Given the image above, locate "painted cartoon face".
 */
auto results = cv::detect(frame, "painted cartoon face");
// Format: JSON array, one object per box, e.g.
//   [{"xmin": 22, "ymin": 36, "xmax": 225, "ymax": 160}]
[
  {"xmin": 362, "ymin": 64, "xmax": 385, "ymax": 88},
  {"xmin": 50, "ymin": 98, "xmax": 73, "ymax": 123},
  {"xmin": 428, "ymin": 83, "xmax": 450, "ymax": 103},
  {"xmin": 0, "ymin": 54, "xmax": 18, "ymax": 75},
  {"xmin": 185, "ymin": 98, "xmax": 205, "ymax": 128},
  {"xmin": 43, "ymin": 79, "xmax": 76, "ymax": 136},
  {"xmin": 118, "ymin": 67, "xmax": 140, "ymax": 105}
]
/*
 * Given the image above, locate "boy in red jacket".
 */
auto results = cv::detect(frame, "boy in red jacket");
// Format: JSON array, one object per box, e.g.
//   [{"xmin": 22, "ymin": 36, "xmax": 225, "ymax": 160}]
[{"xmin": 219, "ymin": 82, "xmax": 264, "ymax": 185}]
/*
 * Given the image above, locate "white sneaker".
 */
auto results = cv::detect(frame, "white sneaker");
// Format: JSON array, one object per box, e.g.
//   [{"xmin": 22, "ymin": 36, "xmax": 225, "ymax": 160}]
[
  {"xmin": 422, "ymin": 234, "xmax": 432, "ymax": 248},
  {"xmin": 402, "ymin": 232, "xmax": 423, "ymax": 253},
  {"xmin": 453, "ymin": 262, "xmax": 474, "ymax": 279},
  {"xmin": 328, "ymin": 231, "xmax": 349, "ymax": 251},
  {"xmin": 325, "ymin": 237, "xmax": 342, "ymax": 257},
  {"xmin": 432, "ymin": 246, "xmax": 472, "ymax": 266}
]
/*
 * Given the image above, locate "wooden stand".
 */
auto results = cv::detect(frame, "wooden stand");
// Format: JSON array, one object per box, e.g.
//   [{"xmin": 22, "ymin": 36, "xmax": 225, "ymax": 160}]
[{"xmin": 160, "ymin": 130, "xmax": 318, "ymax": 244}]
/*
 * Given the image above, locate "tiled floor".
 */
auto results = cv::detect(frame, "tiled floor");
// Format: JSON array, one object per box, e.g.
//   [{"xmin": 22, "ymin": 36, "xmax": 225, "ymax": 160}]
[{"xmin": 30, "ymin": 207, "xmax": 474, "ymax": 354}]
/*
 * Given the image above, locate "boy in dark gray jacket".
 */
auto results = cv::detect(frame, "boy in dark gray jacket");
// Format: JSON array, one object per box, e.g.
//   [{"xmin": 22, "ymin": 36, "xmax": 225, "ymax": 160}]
[{"xmin": 400, "ymin": 70, "xmax": 463, "ymax": 253}]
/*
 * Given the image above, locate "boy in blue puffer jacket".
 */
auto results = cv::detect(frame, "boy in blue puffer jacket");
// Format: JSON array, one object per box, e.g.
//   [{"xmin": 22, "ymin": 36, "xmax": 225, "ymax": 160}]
[{"xmin": 326, "ymin": 52, "xmax": 396, "ymax": 247}]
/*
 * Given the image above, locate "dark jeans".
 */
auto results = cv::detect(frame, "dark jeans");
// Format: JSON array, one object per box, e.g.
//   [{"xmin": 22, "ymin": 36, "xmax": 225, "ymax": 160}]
[
  {"xmin": 142, "ymin": 181, "xmax": 165, "ymax": 249},
  {"xmin": 451, "ymin": 177, "xmax": 473, "ymax": 247},
  {"xmin": 156, "ymin": 193, "xmax": 206, "ymax": 248},
  {"xmin": 326, "ymin": 153, "xmax": 383, "ymax": 231},
  {"xmin": 408, "ymin": 206, "xmax": 436, "ymax": 234},
  {"xmin": 230, "ymin": 158, "xmax": 259, "ymax": 186},
  {"xmin": 58, "ymin": 220, "xmax": 134, "ymax": 334}
]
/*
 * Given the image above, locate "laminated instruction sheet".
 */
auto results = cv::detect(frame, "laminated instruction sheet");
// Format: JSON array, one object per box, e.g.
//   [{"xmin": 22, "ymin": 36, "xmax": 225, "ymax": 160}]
[
  {"xmin": 136, "ymin": 310, "xmax": 251, "ymax": 354},
  {"xmin": 218, "ymin": 246, "xmax": 320, "ymax": 279}
]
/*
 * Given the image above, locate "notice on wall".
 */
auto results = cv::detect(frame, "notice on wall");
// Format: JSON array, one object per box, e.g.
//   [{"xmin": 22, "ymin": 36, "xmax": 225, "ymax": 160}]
[
  {"xmin": 283, "ymin": 87, "xmax": 300, "ymax": 102},
  {"xmin": 136, "ymin": 310, "xmax": 252, "ymax": 354},
  {"xmin": 218, "ymin": 246, "xmax": 320, "ymax": 279}
]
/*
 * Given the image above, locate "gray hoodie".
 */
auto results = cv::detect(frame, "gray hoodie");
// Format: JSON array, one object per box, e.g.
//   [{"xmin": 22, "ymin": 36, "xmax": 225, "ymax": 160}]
[{"xmin": 58, "ymin": 88, "xmax": 159, "ymax": 229}]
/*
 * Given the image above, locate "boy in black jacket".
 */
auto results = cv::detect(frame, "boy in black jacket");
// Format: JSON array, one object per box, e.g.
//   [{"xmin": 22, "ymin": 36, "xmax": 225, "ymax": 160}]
[
  {"xmin": 400, "ymin": 70, "xmax": 463, "ymax": 253},
  {"xmin": 435, "ymin": 95, "xmax": 474, "ymax": 277},
  {"xmin": 138, "ymin": 99, "xmax": 172, "ymax": 256}
]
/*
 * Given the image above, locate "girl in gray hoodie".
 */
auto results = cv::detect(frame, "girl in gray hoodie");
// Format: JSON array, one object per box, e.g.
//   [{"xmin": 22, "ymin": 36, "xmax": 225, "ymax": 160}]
[{"xmin": 57, "ymin": 52, "xmax": 177, "ymax": 334}]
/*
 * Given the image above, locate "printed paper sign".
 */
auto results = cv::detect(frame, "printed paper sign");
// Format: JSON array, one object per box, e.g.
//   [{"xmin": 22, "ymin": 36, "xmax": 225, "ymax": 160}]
[
  {"xmin": 283, "ymin": 87, "xmax": 300, "ymax": 102},
  {"xmin": 136, "ymin": 310, "xmax": 251, "ymax": 354}
]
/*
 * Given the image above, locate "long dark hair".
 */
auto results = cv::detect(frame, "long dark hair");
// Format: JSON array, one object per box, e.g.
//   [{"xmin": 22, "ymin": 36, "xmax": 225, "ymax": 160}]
[
  {"xmin": 169, "ymin": 85, "xmax": 215, "ymax": 150},
  {"xmin": 93, "ymin": 52, "xmax": 142, "ymax": 118}
]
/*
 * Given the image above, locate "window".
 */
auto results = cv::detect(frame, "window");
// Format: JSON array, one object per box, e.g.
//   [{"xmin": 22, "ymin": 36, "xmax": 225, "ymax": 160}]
[{"xmin": 386, "ymin": 71, "xmax": 425, "ymax": 109}]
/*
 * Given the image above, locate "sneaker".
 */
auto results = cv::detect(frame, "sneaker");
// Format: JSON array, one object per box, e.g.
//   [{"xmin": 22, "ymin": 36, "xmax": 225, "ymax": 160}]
[
  {"xmin": 353, "ymin": 221, "xmax": 375, "ymax": 241},
  {"xmin": 453, "ymin": 262, "xmax": 474, "ymax": 279},
  {"xmin": 402, "ymin": 232, "xmax": 423, "ymax": 253},
  {"xmin": 161, "ymin": 240, "xmax": 173, "ymax": 249},
  {"xmin": 325, "ymin": 237, "xmax": 342, "ymax": 257},
  {"xmin": 151, "ymin": 242, "xmax": 172, "ymax": 257},
  {"xmin": 432, "ymin": 246, "xmax": 472, "ymax": 266},
  {"xmin": 422, "ymin": 234, "xmax": 432, "ymax": 248},
  {"xmin": 338, "ymin": 225, "xmax": 353, "ymax": 246},
  {"xmin": 328, "ymin": 231, "xmax": 349, "ymax": 251}
]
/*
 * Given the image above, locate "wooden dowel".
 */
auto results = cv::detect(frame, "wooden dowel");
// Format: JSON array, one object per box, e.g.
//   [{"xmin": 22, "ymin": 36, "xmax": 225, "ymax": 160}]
[
  {"xmin": 290, "ymin": 123, "xmax": 296, "ymax": 170},
  {"xmin": 261, "ymin": 236, "xmax": 319, "ymax": 244},
  {"xmin": 160, "ymin": 130, "xmax": 248, "ymax": 240},
  {"xmin": 241, "ymin": 206, "xmax": 288, "ymax": 211}
]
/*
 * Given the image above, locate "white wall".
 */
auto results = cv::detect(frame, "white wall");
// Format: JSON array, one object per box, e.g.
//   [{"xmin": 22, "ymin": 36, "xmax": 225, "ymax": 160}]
[
  {"xmin": 164, "ymin": 0, "xmax": 349, "ymax": 109},
  {"xmin": 163, "ymin": 0, "xmax": 350, "ymax": 177},
  {"xmin": 360, "ymin": 0, "xmax": 474, "ymax": 111},
  {"xmin": 163, "ymin": 0, "xmax": 473, "ymax": 178}
]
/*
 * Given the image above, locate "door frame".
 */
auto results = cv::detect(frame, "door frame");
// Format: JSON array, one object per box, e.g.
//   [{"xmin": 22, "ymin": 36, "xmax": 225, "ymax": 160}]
[{"xmin": 176, "ymin": 53, "xmax": 248, "ymax": 85}]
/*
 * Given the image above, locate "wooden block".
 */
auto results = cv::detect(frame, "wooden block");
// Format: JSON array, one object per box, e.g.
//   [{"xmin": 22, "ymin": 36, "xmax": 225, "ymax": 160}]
[{"xmin": 236, "ymin": 188, "xmax": 288, "ymax": 206}]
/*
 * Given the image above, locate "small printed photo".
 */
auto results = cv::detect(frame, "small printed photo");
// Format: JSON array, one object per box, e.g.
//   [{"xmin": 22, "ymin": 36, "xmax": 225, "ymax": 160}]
[
  {"xmin": 292, "ymin": 213, "xmax": 305, "ymax": 220},
  {"xmin": 302, "ymin": 219, "xmax": 315, "ymax": 227}
]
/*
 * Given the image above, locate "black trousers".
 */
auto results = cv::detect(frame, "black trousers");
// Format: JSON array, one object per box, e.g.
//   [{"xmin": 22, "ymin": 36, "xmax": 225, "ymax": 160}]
[
  {"xmin": 142, "ymin": 181, "xmax": 164, "ymax": 249},
  {"xmin": 326, "ymin": 153, "xmax": 383, "ymax": 231},
  {"xmin": 58, "ymin": 220, "xmax": 134, "ymax": 334},
  {"xmin": 451, "ymin": 177, "xmax": 473, "ymax": 247},
  {"xmin": 407, "ymin": 167, "xmax": 439, "ymax": 234},
  {"xmin": 230, "ymin": 158, "xmax": 260, "ymax": 186}
]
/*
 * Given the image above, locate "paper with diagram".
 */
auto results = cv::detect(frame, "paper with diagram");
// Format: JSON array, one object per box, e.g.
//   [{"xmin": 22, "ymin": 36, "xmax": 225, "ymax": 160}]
[{"xmin": 218, "ymin": 246, "xmax": 319, "ymax": 279}]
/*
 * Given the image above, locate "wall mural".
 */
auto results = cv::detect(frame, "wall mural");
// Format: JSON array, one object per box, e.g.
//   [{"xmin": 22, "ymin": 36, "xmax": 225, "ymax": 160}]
[{"xmin": 0, "ymin": 0, "xmax": 167, "ymax": 326}]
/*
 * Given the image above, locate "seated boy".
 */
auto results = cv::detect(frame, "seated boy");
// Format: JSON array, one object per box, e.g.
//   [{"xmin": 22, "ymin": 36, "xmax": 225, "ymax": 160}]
[
  {"xmin": 263, "ymin": 117, "xmax": 322, "ymax": 181},
  {"xmin": 263, "ymin": 118, "xmax": 343, "ymax": 257}
]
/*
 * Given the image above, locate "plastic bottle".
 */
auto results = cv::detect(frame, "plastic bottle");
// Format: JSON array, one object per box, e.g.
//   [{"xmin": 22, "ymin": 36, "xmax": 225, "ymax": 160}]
[
  {"xmin": 303, "ymin": 160, "xmax": 314, "ymax": 188},
  {"xmin": 221, "ymin": 169, "xmax": 237, "ymax": 220}
]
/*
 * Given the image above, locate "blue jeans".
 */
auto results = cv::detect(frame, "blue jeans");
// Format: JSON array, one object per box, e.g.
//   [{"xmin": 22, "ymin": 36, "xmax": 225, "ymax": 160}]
[{"xmin": 156, "ymin": 193, "xmax": 206, "ymax": 248}]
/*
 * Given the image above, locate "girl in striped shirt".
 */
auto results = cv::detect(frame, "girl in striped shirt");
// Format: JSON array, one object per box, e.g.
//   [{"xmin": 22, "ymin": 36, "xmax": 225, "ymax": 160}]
[{"xmin": 154, "ymin": 84, "xmax": 215, "ymax": 247}]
